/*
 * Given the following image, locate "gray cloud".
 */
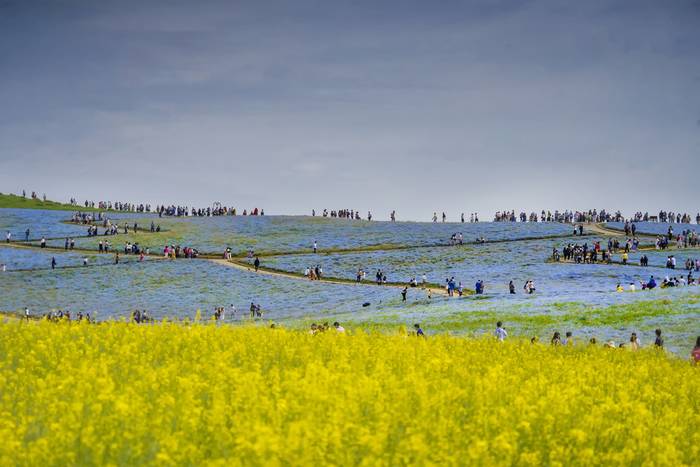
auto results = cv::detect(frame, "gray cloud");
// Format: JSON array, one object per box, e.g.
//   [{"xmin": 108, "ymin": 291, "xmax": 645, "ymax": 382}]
[{"xmin": 0, "ymin": 0, "xmax": 699, "ymax": 219}]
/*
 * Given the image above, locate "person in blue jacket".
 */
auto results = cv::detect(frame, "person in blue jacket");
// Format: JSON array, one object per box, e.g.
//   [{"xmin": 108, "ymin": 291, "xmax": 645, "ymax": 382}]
[{"xmin": 647, "ymin": 276, "xmax": 657, "ymax": 289}]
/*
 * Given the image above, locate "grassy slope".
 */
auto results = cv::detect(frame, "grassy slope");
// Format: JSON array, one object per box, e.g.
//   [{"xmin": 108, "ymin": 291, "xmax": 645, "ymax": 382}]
[{"xmin": 0, "ymin": 193, "xmax": 100, "ymax": 212}]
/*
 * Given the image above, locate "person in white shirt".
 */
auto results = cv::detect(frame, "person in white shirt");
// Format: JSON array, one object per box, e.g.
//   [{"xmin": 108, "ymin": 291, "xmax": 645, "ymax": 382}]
[
  {"xmin": 494, "ymin": 321, "xmax": 507, "ymax": 341},
  {"xmin": 1, "ymin": 264, "xmax": 5, "ymax": 272},
  {"xmin": 333, "ymin": 322, "xmax": 345, "ymax": 332},
  {"xmin": 230, "ymin": 304, "xmax": 236, "ymax": 318}
]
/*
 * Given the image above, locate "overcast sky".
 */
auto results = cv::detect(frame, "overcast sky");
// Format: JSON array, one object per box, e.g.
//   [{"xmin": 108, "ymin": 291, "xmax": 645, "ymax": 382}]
[{"xmin": 0, "ymin": 0, "xmax": 698, "ymax": 220}]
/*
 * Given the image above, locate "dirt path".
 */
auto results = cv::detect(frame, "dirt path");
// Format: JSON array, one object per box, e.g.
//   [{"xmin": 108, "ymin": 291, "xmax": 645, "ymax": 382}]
[
  {"xmin": 208, "ymin": 258, "xmax": 454, "ymax": 296},
  {"xmin": 585, "ymin": 223, "xmax": 658, "ymax": 238}
]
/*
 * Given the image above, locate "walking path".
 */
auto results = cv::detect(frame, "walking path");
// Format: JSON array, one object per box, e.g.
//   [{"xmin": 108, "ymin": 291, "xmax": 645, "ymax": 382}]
[
  {"xmin": 585, "ymin": 223, "xmax": 658, "ymax": 238},
  {"xmin": 208, "ymin": 258, "xmax": 457, "ymax": 295}
]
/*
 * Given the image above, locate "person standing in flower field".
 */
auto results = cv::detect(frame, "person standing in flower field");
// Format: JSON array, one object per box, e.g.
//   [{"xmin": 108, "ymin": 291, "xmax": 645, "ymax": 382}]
[
  {"xmin": 654, "ymin": 329, "xmax": 664, "ymax": 348},
  {"xmin": 691, "ymin": 337, "xmax": 700, "ymax": 365},
  {"xmin": 414, "ymin": 324, "xmax": 425, "ymax": 337},
  {"xmin": 494, "ymin": 321, "xmax": 507, "ymax": 341},
  {"xmin": 630, "ymin": 333, "xmax": 640, "ymax": 350}
]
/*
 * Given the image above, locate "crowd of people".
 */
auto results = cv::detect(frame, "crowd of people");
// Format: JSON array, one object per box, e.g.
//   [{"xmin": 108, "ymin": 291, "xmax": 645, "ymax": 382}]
[
  {"xmin": 494, "ymin": 322, "xmax": 700, "ymax": 362},
  {"xmin": 613, "ymin": 271, "xmax": 700, "ymax": 292},
  {"xmin": 494, "ymin": 209, "xmax": 700, "ymax": 224},
  {"xmin": 444, "ymin": 277, "xmax": 464, "ymax": 296},
  {"xmin": 304, "ymin": 265, "xmax": 323, "ymax": 280},
  {"xmin": 27, "ymin": 306, "xmax": 94, "ymax": 323},
  {"xmin": 157, "ymin": 205, "xmax": 264, "ymax": 217},
  {"xmin": 77, "ymin": 200, "xmax": 151, "ymax": 213},
  {"xmin": 494, "ymin": 209, "xmax": 624, "ymax": 223},
  {"xmin": 163, "ymin": 244, "xmax": 199, "ymax": 259},
  {"xmin": 309, "ymin": 322, "xmax": 345, "ymax": 334},
  {"xmin": 449, "ymin": 232, "xmax": 464, "ymax": 245},
  {"xmin": 312, "ymin": 209, "xmax": 365, "ymax": 220}
]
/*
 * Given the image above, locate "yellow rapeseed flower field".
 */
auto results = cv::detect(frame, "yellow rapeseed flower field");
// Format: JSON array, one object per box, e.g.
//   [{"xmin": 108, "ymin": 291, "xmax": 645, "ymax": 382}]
[{"xmin": 0, "ymin": 320, "xmax": 697, "ymax": 466}]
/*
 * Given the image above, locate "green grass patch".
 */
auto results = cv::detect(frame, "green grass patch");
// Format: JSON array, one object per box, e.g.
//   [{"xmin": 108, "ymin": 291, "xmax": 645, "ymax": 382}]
[{"xmin": 0, "ymin": 193, "xmax": 102, "ymax": 212}]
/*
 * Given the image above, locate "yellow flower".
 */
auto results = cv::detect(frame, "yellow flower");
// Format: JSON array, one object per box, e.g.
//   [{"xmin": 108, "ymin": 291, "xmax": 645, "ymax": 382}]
[{"xmin": 0, "ymin": 320, "xmax": 697, "ymax": 465}]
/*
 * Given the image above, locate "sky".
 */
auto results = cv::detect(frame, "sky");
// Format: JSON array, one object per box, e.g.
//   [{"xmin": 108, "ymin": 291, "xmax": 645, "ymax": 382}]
[{"xmin": 0, "ymin": 0, "xmax": 698, "ymax": 220}]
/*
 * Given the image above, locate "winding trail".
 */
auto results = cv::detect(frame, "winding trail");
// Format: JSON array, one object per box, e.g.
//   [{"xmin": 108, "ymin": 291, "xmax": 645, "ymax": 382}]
[
  {"xmin": 208, "ymin": 258, "xmax": 456, "ymax": 296},
  {"xmin": 585, "ymin": 223, "xmax": 659, "ymax": 238}
]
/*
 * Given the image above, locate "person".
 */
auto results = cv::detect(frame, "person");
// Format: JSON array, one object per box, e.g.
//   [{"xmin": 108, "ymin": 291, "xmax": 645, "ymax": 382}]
[
  {"xmin": 563, "ymin": 331, "xmax": 573, "ymax": 345},
  {"xmin": 313, "ymin": 240, "xmax": 317, "ymax": 253},
  {"xmin": 401, "ymin": 286, "xmax": 407, "ymax": 302},
  {"xmin": 629, "ymin": 282, "xmax": 636, "ymax": 292},
  {"xmin": 414, "ymin": 323, "xmax": 425, "ymax": 337},
  {"xmin": 115, "ymin": 252, "xmax": 120, "ymax": 264},
  {"xmin": 254, "ymin": 256, "xmax": 260, "ymax": 272},
  {"xmin": 616, "ymin": 283, "xmax": 624, "ymax": 292},
  {"xmin": 630, "ymin": 332, "xmax": 640, "ymax": 350},
  {"xmin": 24, "ymin": 228, "xmax": 30, "ymax": 241},
  {"xmin": 508, "ymin": 280, "xmax": 515, "ymax": 294},
  {"xmin": 475, "ymin": 280, "xmax": 484, "ymax": 294},
  {"xmin": 333, "ymin": 322, "xmax": 345, "ymax": 333},
  {"xmin": 654, "ymin": 329, "xmax": 664, "ymax": 348},
  {"xmin": 51, "ymin": 257, "xmax": 56, "ymax": 270},
  {"xmin": 494, "ymin": 321, "xmax": 507, "ymax": 341},
  {"xmin": 551, "ymin": 332, "xmax": 561, "ymax": 346},
  {"xmin": 421, "ymin": 273, "xmax": 427, "ymax": 285},
  {"xmin": 691, "ymin": 337, "xmax": 700, "ymax": 365},
  {"xmin": 647, "ymin": 276, "xmax": 657, "ymax": 289},
  {"xmin": 83, "ymin": 257, "xmax": 88, "ymax": 266},
  {"xmin": 1, "ymin": 263, "xmax": 5, "ymax": 272},
  {"xmin": 24, "ymin": 307, "xmax": 30, "ymax": 321},
  {"xmin": 230, "ymin": 304, "xmax": 237, "ymax": 319},
  {"xmin": 5, "ymin": 231, "xmax": 10, "ymax": 243},
  {"xmin": 40, "ymin": 237, "xmax": 46, "ymax": 248}
]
